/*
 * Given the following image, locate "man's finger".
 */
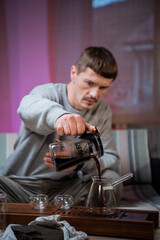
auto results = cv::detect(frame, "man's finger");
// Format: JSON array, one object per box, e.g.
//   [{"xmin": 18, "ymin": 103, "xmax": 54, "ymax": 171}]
[
  {"xmin": 44, "ymin": 162, "xmax": 55, "ymax": 170},
  {"xmin": 56, "ymin": 122, "xmax": 64, "ymax": 136},
  {"xmin": 85, "ymin": 124, "xmax": 101, "ymax": 136}
]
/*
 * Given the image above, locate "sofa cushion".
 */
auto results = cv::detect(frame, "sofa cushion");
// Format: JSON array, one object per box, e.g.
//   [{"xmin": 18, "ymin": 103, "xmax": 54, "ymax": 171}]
[
  {"xmin": 121, "ymin": 184, "xmax": 160, "ymax": 210},
  {"xmin": 0, "ymin": 133, "xmax": 18, "ymax": 175},
  {"xmin": 113, "ymin": 129, "xmax": 152, "ymax": 184}
]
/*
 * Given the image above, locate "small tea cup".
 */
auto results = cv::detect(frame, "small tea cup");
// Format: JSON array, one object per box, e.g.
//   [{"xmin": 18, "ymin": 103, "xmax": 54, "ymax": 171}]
[
  {"xmin": 54, "ymin": 195, "xmax": 73, "ymax": 209},
  {"xmin": 30, "ymin": 194, "xmax": 48, "ymax": 209}
]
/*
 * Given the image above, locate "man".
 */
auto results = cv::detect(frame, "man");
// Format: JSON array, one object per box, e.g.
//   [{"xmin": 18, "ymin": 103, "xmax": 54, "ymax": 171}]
[{"xmin": 0, "ymin": 46, "xmax": 122, "ymax": 205}]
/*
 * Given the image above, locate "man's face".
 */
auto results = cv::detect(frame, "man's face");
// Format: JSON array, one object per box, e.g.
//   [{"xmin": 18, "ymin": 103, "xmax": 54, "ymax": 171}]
[{"xmin": 69, "ymin": 66, "xmax": 113, "ymax": 111}]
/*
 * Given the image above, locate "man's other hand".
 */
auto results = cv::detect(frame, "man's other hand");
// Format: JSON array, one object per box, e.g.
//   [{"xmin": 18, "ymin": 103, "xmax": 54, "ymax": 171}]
[{"xmin": 43, "ymin": 152, "xmax": 77, "ymax": 172}]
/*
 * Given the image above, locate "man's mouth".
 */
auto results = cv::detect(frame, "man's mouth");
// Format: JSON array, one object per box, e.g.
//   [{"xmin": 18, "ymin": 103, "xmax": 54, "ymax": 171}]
[{"xmin": 83, "ymin": 97, "xmax": 97, "ymax": 105}]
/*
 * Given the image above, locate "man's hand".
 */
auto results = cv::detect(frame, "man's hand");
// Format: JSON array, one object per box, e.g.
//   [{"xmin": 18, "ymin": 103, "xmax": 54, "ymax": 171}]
[
  {"xmin": 55, "ymin": 113, "xmax": 97, "ymax": 136},
  {"xmin": 43, "ymin": 152, "xmax": 77, "ymax": 172},
  {"xmin": 44, "ymin": 152, "xmax": 54, "ymax": 170}
]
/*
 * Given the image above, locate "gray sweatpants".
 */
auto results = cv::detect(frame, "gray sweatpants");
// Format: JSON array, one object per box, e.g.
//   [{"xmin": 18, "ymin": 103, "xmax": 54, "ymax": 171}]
[{"xmin": 0, "ymin": 170, "xmax": 123, "ymax": 206}]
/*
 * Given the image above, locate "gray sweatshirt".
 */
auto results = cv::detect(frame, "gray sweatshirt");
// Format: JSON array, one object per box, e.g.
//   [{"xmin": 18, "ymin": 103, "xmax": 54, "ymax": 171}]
[{"xmin": 2, "ymin": 83, "xmax": 119, "ymax": 181}]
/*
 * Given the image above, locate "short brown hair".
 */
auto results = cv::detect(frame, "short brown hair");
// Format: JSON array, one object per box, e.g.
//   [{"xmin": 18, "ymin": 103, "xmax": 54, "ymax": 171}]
[{"xmin": 75, "ymin": 46, "xmax": 118, "ymax": 80}]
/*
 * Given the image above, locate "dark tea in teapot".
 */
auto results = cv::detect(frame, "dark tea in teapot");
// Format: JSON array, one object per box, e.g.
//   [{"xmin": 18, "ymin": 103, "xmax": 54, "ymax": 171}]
[{"xmin": 49, "ymin": 129, "xmax": 103, "ymax": 171}]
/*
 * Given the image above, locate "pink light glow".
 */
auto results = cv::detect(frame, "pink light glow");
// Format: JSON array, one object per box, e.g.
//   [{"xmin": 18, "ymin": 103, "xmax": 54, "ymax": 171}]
[{"xmin": 2, "ymin": 0, "xmax": 50, "ymax": 132}]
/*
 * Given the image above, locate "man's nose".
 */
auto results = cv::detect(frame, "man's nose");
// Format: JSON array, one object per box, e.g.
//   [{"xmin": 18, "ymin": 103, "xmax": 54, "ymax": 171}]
[{"xmin": 90, "ymin": 87, "xmax": 99, "ymax": 98}]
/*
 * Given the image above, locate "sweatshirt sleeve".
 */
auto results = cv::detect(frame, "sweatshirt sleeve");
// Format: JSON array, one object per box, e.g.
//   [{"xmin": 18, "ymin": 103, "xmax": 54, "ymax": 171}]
[{"xmin": 17, "ymin": 84, "xmax": 70, "ymax": 135}]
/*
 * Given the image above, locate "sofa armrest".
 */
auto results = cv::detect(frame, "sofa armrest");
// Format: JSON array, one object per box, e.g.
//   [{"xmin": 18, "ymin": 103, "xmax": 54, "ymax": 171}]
[
  {"xmin": 151, "ymin": 158, "xmax": 160, "ymax": 194},
  {"xmin": 113, "ymin": 129, "xmax": 152, "ymax": 184}
]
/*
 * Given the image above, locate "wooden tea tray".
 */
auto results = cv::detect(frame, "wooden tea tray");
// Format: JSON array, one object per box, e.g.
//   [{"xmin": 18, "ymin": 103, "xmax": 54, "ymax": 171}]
[{"xmin": 3, "ymin": 203, "xmax": 159, "ymax": 240}]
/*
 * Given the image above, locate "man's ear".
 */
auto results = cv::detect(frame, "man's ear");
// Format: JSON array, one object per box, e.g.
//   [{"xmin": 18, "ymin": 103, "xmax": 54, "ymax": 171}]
[{"xmin": 70, "ymin": 65, "xmax": 77, "ymax": 81}]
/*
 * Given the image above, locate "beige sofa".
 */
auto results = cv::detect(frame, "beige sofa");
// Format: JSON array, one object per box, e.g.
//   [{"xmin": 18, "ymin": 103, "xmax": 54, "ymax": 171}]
[{"xmin": 0, "ymin": 129, "xmax": 160, "ymax": 210}]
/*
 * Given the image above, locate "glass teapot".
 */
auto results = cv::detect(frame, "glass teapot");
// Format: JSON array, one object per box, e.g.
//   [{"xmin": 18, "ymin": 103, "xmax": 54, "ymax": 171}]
[
  {"xmin": 49, "ymin": 129, "xmax": 103, "ymax": 171},
  {"xmin": 86, "ymin": 173, "xmax": 133, "ymax": 216},
  {"xmin": 86, "ymin": 176, "xmax": 118, "ymax": 216}
]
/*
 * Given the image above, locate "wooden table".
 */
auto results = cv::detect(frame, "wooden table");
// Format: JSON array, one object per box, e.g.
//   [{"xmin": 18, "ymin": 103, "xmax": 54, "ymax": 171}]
[{"xmin": 1, "ymin": 203, "xmax": 159, "ymax": 240}]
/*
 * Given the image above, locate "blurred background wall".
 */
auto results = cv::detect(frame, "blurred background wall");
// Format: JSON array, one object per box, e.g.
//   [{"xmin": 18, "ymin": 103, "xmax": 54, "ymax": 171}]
[{"xmin": 0, "ymin": 0, "xmax": 160, "ymax": 133}]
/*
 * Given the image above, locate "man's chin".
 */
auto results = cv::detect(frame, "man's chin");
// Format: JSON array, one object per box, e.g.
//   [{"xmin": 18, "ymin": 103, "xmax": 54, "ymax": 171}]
[{"xmin": 82, "ymin": 103, "xmax": 95, "ymax": 110}]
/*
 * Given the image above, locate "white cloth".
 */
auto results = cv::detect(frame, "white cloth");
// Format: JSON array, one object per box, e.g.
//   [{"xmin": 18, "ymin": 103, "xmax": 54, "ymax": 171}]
[{"xmin": 1, "ymin": 214, "xmax": 88, "ymax": 240}]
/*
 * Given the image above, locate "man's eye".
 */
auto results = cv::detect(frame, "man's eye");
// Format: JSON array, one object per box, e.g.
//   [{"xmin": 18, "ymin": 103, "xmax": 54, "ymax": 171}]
[
  {"xmin": 87, "ymin": 81, "xmax": 94, "ymax": 86},
  {"xmin": 100, "ymin": 86, "xmax": 108, "ymax": 90}
]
